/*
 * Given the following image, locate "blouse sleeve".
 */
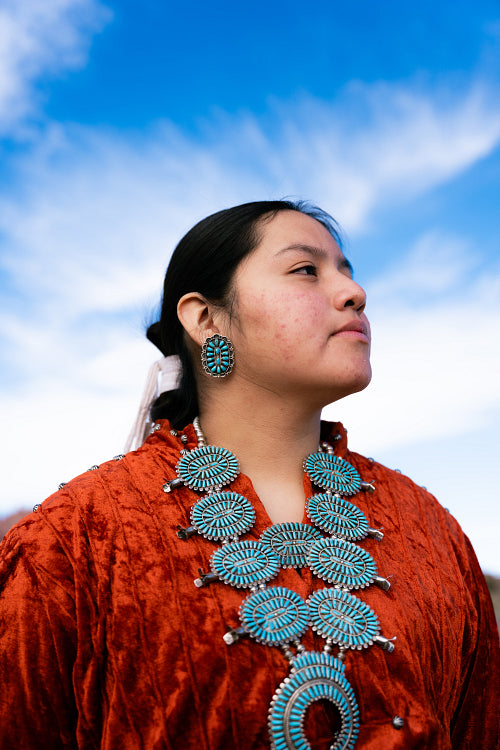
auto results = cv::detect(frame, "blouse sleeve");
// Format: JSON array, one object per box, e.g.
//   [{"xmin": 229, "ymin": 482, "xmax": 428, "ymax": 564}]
[
  {"xmin": 0, "ymin": 519, "xmax": 78, "ymax": 749},
  {"xmin": 450, "ymin": 534, "xmax": 500, "ymax": 749}
]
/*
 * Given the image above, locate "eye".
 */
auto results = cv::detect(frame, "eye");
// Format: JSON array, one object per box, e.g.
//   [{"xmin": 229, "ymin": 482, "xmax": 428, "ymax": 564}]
[{"xmin": 292, "ymin": 264, "xmax": 317, "ymax": 276}]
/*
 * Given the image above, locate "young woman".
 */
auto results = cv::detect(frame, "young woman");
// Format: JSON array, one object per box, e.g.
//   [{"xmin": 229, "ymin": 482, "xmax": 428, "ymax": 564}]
[{"xmin": 1, "ymin": 200, "xmax": 498, "ymax": 750}]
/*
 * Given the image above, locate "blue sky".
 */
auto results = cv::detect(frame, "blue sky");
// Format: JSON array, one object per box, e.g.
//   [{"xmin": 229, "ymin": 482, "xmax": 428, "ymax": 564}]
[{"xmin": 1, "ymin": 0, "xmax": 499, "ymax": 574}]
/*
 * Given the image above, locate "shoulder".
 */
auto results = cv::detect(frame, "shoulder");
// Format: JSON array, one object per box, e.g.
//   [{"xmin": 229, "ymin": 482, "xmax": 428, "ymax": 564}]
[
  {"xmin": 349, "ymin": 448, "xmax": 472, "ymax": 554},
  {"xmin": 1, "ymin": 430, "xmax": 178, "ymax": 569},
  {"xmin": 321, "ymin": 420, "xmax": 456, "ymax": 532},
  {"xmin": 345, "ymin": 443, "xmax": 499, "ymax": 636},
  {"xmin": 346, "ymin": 448, "xmax": 497, "ymax": 630}
]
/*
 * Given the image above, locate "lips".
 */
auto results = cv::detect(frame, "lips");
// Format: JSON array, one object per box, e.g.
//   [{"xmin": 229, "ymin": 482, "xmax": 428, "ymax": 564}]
[
  {"xmin": 334, "ymin": 320, "xmax": 369, "ymax": 336},
  {"xmin": 331, "ymin": 320, "xmax": 370, "ymax": 342}
]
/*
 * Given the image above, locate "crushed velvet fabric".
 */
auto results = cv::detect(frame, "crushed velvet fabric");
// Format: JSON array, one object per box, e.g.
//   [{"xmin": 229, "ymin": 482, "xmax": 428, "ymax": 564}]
[{"xmin": 0, "ymin": 420, "xmax": 499, "ymax": 750}]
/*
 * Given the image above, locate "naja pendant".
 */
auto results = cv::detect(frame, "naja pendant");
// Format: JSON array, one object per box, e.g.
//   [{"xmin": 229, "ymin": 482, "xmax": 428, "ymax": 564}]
[{"xmin": 268, "ymin": 651, "xmax": 359, "ymax": 750}]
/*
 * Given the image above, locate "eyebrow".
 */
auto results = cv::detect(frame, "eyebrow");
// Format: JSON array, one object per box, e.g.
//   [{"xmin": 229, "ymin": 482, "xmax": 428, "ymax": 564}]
[{"xmin": 276, "ymin": 243, "xmax": 354, "ymax": 276}]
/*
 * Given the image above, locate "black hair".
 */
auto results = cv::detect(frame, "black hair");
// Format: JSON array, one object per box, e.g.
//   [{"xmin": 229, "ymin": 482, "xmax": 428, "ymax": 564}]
[{"xmin": 147, "ymin": 199, "xmax": 341, "ymax": 429}]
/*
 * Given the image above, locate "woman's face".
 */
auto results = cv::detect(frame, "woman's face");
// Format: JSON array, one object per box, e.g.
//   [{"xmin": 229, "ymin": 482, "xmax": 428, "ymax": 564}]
[{"xmin": 225, "ymin": 210, "xmax": 371, "ymax": 407}]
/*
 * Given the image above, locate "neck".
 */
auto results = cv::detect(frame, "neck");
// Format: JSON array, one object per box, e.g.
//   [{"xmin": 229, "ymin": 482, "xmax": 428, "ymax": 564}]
[{"xmin": 197, "ymin": 380, "xmax": 326, "ymax": 524}]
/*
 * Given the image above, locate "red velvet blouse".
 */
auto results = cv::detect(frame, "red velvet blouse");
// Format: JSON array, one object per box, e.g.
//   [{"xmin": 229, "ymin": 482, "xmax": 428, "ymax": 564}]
[{"xmin": 0, "ymin": 420, "xmax": 498, "ymax": 749}]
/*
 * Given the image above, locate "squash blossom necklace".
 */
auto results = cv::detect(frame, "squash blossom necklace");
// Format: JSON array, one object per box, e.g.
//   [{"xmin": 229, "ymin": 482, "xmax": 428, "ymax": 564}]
[{"xmin": 164, "ymin": 417, "xmax": 395, "ymax": 750}]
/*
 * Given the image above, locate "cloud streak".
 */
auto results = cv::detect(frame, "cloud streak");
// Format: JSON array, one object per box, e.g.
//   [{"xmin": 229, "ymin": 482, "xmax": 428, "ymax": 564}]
[
  {"xmin": 3, "ymin": 79, "xmax": 500, "ymax": 306},
  {"xmin": 201, "ymin": 83, "xmax": 500, "ymax": 230},
  {"xmin": 0, "ymin": 0, "xmax": 110, "ymax": 134}
]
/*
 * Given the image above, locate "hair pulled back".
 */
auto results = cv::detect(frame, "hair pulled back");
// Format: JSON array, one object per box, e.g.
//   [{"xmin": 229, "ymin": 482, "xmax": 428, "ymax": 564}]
[{"xmin": 147, "ymin": 199, "xmax": 341, "ymax": 429}]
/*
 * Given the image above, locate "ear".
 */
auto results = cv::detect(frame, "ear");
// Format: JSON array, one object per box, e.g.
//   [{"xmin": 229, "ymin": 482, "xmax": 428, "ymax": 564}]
[{"xmin": 177, "ymin": 292, "xmax": 222, "ymax": 347}]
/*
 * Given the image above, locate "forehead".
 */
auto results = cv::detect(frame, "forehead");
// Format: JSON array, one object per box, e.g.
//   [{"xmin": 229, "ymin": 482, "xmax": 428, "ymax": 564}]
[{"xmin": 255, "ymin": 210, "xmax": 342, "ymax": 260}]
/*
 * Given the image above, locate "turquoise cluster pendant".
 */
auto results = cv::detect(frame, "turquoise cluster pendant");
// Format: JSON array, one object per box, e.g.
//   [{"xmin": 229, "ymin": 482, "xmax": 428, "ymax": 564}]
[
  {"xmin": 261, "ymin": 523, "xmax": 323, "ymax": 568},
  {"xmin": 177, "ymin": 445, "xmax": 239, "ymax": 490},
  {"xmin": 168, "ymin": 425, "xmax": 394, "ymax": 750},
  {"xmin": 269, "ymin": 651, "xmax": 359, "ymax": 750},
  {"xmin": 308, "ymin": 588, "xmax": 381, "ymax": 649},
  {"xmin": 191, "ymin": 491, "xmax": 255, "ymax": 540},
  {"xmin": 240, "ymin": 586, "xmax": 310, "ymax": 645}
]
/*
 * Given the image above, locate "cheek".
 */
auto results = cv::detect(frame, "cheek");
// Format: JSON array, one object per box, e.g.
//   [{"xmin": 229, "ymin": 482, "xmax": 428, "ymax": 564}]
[{"xmin": 240, "ymin": 291, "xmax": 323, "ymax": 350}]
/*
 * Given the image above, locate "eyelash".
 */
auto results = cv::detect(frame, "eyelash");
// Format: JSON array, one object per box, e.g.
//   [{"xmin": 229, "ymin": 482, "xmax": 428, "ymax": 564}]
[{"xmin": 292, "ymin": 264, "xmax": 317, "ymax": 276}]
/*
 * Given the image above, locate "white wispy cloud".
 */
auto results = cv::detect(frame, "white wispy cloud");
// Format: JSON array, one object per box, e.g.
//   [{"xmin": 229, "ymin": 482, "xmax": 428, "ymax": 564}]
[
  {"xmin": 0, "ymin": 0, "xmax": 110, "ymax": 133},
  {"xmin": 3, "ymin": 79, "xmax": 500, "ymax": 309},
  {"xmin": 201, "ymin": 82, "xmax": 500, "ymax": 230}
]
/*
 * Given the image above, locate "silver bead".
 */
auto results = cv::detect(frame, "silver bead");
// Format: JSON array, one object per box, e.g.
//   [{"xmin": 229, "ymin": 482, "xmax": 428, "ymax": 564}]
[
  {"xmin": 194, "ymin": 571, "xmax": 217, "ymax": 587},
  {"xmin": 360, "ymin": 480, "xmax": 375, "ymax": 493},
  {"xmin": 170, "ymin": 429, "xmax": 178, "ymax": 436},
  {"xmin": 280, "ymin": 644, "xmax": 294, "ymax": 661},
  {"xmin": 113, "ymin": 454, "xmax": 125, "ymax": 461},
  {"xmin": 180, "ymin": 434, "xmax": 188, "ymax": 444},
  {"xmin": 193, "ymin": 416, "xmax": 206, "ymax": 446},
  {"xmin": 374, "ymin": 634, "xmax": 396, "ymax": 652},
  {"xmin": 223, "ymin": 627, "xmax": 245, "ymax": 645},
  {"xmin": 392, "ymin": 716, "xmax": 404, "ymax": 729},
  {"xmin": 58, "ymin": 482, "xmax": 66, "ymax": 490},
  {"xmin": 368, "ymin": 527, "xmax": 384, "ymax": 541},
  {"xmin": 176, "ymin": 524, "xmax": 196, "ymax": 540},
  {"xmin": 88, "ymin": 465, "xmax": 100, "ymax": 471},
  {"xmin": 374, "ymin": 575, "xmax": 391, "ymax": 591},
  {"xmin": 32, "ymin": 504, "xmax": 41, "ymax": 512}
]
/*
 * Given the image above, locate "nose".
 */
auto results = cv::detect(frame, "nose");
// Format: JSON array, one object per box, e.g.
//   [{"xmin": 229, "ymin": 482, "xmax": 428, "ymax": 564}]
[{"xmin": 336, "ymin": 277, "xmax": 367, "ymax": 314}]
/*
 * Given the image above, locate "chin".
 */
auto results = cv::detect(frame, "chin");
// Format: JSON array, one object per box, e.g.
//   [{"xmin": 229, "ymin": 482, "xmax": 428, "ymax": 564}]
[
  {"xmin": 322, "ymin": 366, "xmax": 372, "ymax": 405},
  {"xmin": 351, "ymin": 365, "xmax": 372, "ymax": 392}
]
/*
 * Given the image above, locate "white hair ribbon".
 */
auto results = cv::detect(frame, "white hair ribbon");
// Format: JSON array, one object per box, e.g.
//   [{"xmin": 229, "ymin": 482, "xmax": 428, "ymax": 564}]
[{"xmin": 124, "ymin": 355, "xmax": 181, "ymax": 452}]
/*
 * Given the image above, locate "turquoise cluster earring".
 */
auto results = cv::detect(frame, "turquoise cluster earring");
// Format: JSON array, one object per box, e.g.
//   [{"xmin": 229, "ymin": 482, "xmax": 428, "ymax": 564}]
[{"xmin": 201, "ymin": 334, "xmax": 235, "ymax": 377}]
